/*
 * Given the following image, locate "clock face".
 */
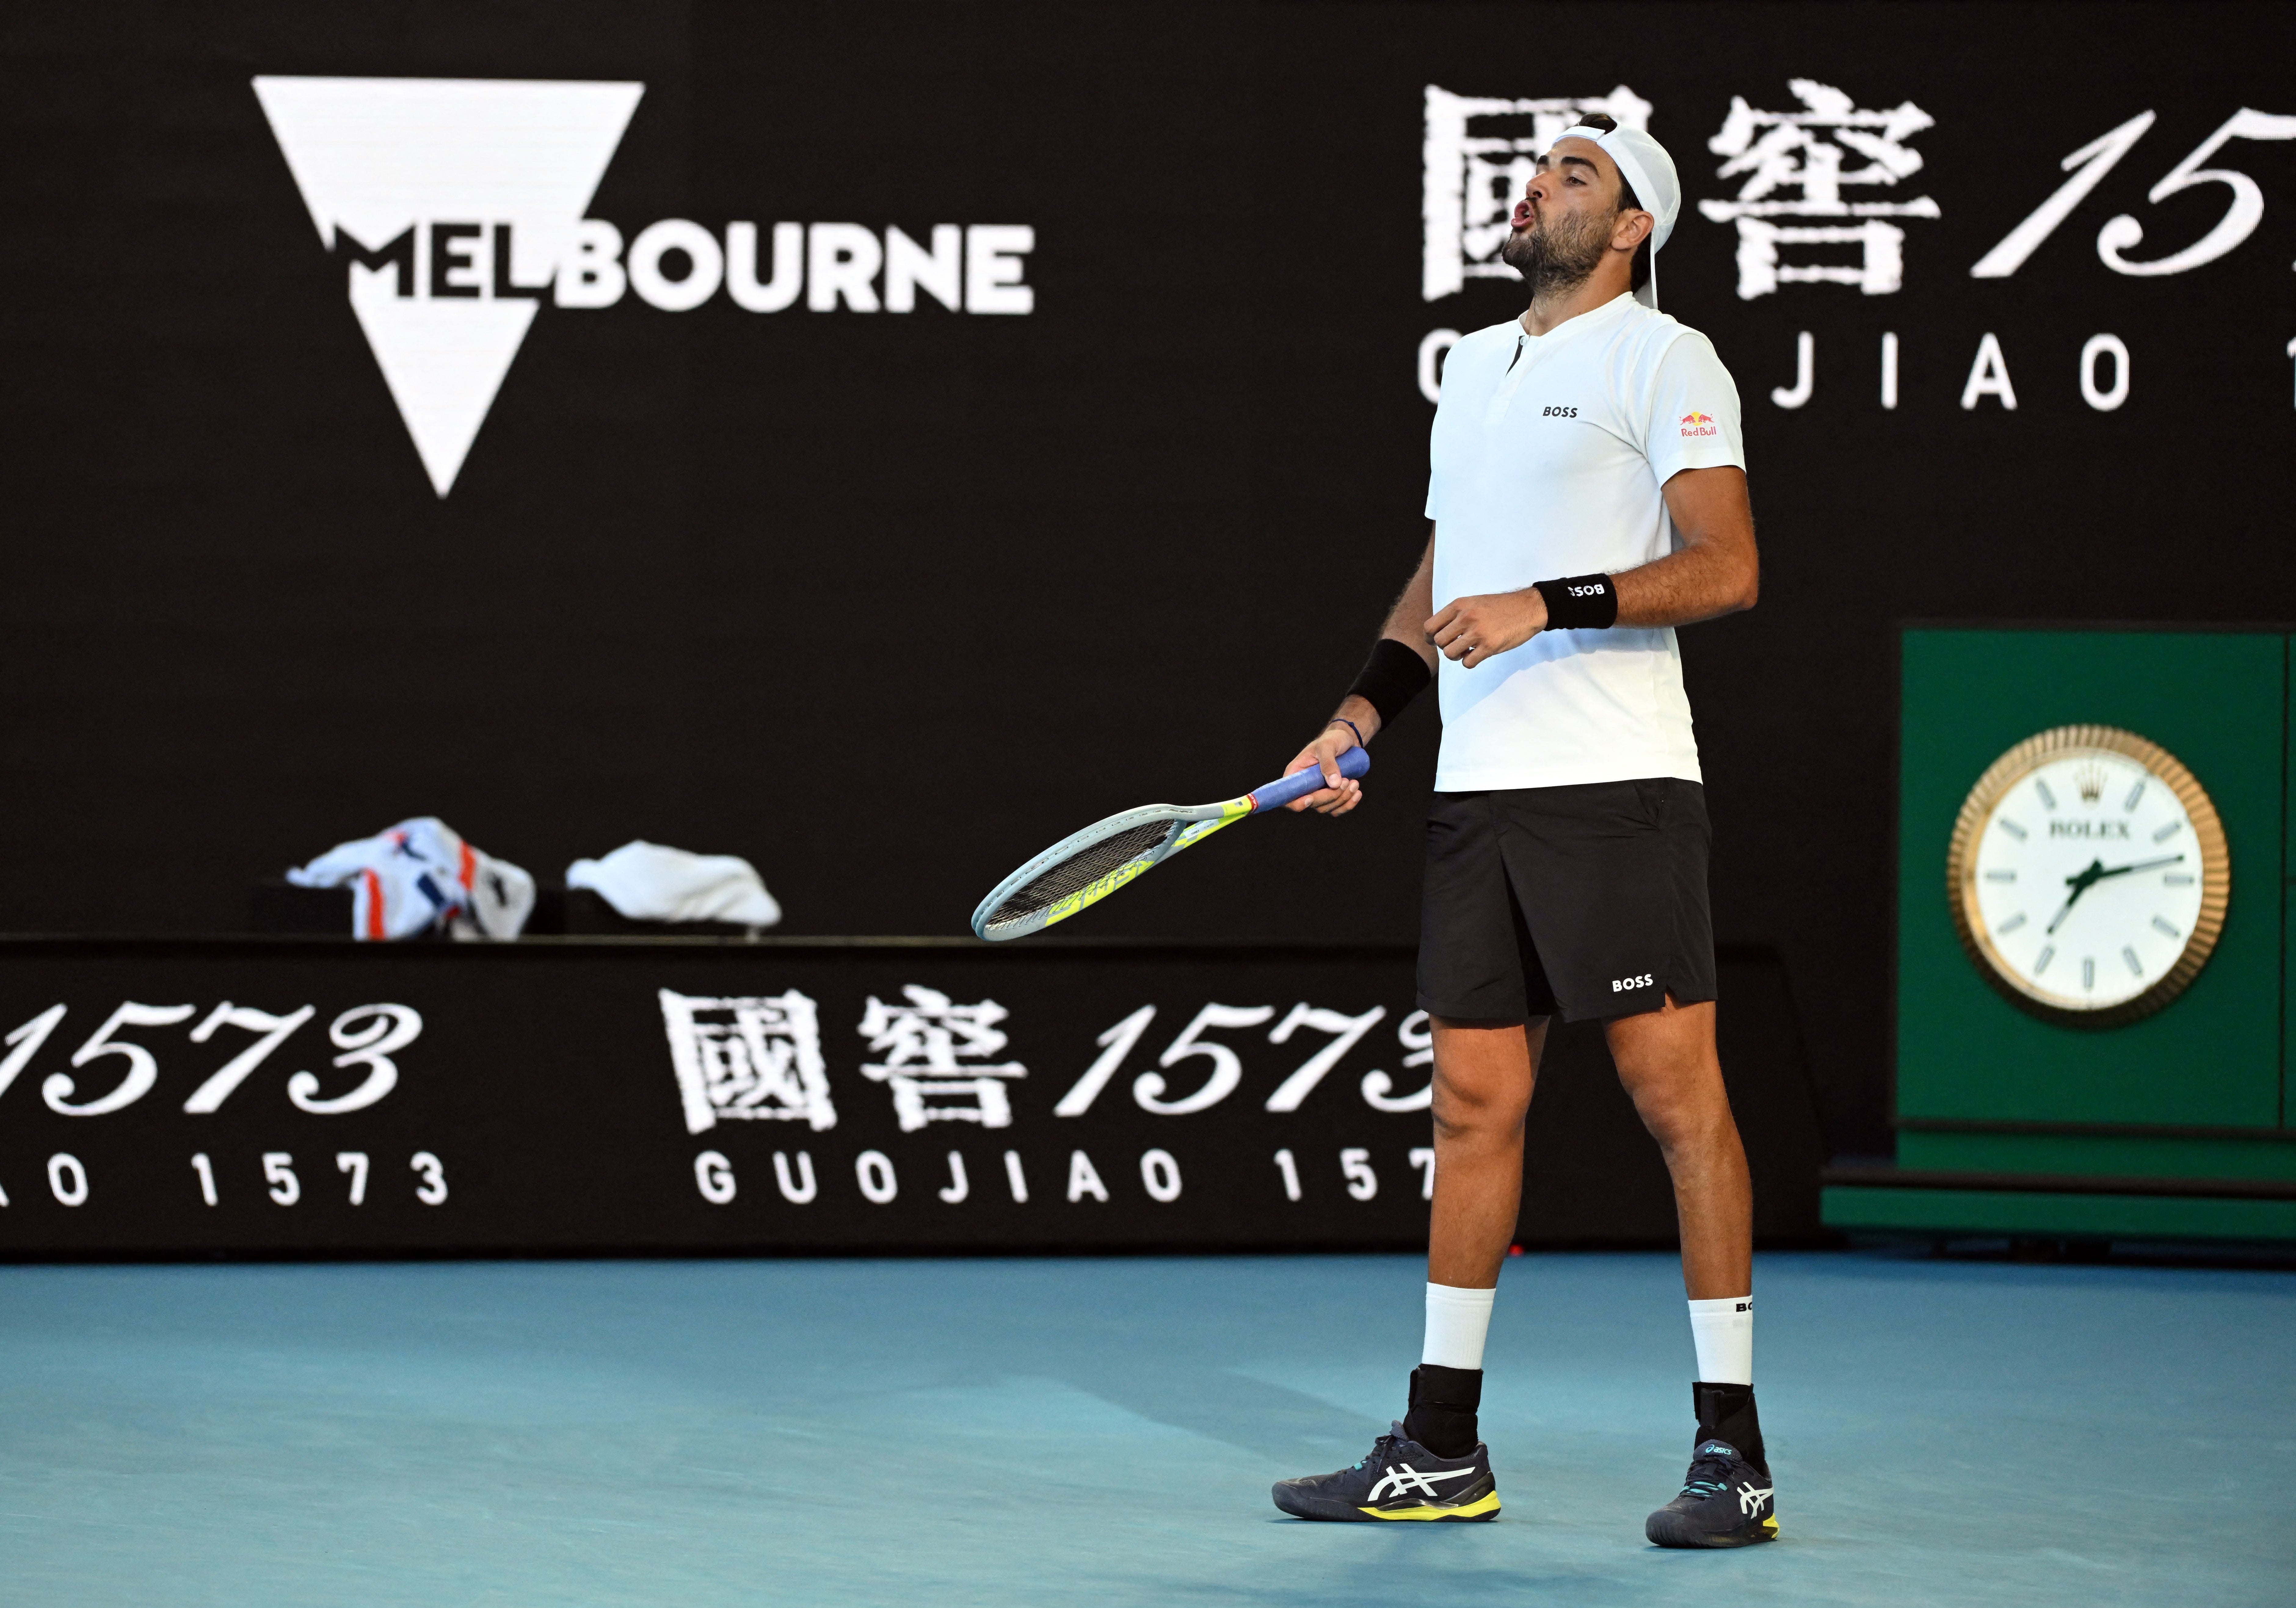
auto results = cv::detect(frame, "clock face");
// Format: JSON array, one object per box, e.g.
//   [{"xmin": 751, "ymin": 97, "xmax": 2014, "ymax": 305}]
[{"xmin": 1948, "ymin": 726, "xmax": 2229, "ymax": 1025}]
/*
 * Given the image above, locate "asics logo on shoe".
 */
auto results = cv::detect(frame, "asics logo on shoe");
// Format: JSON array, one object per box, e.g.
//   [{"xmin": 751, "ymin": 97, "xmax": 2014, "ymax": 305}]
[
  {"xmin": 1737, "ymin": 1481, "xmax": 1774, "ymax": 1516},
  {"xmin": 1367, "ymin": 1464, "xmax": 1479, "ymax": 1502}
]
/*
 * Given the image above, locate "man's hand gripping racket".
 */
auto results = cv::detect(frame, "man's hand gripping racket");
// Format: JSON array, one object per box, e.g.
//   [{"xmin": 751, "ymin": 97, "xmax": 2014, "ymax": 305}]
[{"xmin": 970, "ymin": 745, "xmax": 1371, "ymax": 941}]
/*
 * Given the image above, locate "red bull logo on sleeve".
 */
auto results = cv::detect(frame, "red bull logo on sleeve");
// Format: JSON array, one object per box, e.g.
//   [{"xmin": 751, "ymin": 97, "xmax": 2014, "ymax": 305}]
[{"xmin": 1680, "ymin": 410, "xmax": 1720, "ymax": 438}]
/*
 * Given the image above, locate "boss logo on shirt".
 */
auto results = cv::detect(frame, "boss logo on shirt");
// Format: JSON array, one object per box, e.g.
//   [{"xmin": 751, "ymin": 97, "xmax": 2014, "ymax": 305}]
[
  {"xmin": 1542, "ymin": 405, "xmax": 1579, "ymax": 418},
  {"xmin": 1611, "ymin": 973, "xmax": 1655, "ymax": 992},
  {"xmin": 1680, "ymin": 411, "xmax": 1720, "ymax": 438}
]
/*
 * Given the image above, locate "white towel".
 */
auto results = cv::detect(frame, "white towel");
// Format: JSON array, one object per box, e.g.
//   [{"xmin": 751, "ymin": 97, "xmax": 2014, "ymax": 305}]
[
  {"xmin": 287, "ymin": 817, "xmax": 536, "ymax": 941},
  {"xmin": 566, "ymin": 840, "xmax": 782, "ymax": 928}
]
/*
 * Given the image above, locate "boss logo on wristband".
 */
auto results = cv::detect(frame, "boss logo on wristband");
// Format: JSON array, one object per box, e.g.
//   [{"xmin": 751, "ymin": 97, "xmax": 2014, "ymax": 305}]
[{"xmin": 1533, "ymin": 573, "xmax": 1619, "ymax": 630}]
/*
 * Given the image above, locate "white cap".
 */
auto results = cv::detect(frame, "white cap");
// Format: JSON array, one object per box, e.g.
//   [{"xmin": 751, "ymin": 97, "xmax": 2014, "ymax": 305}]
[{"xmin": 1556, "ymin": 122, "xmax": 1681, "ymax": 309}]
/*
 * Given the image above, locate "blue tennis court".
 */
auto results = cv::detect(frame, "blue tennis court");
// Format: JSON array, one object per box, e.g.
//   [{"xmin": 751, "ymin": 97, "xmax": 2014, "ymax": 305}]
[{"xmin": 2, "ymin": 1250, "xmax": 2287, "ymax": 1606}]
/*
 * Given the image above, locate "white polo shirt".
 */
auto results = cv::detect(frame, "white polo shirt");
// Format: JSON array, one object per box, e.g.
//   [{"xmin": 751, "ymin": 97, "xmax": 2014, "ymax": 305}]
[{"xmin": 1425, "ymin": 292, "xmax": 1745, "ymax": 792}]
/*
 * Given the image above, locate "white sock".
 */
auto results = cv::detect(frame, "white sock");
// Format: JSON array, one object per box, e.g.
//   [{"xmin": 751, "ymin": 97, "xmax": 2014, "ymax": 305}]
[
  {"xmin": 1687, "ymin": 1295, "xmax": 1753, "ymax": 1385},
  {"xmin": 1422, "ymin": 1282, "xmax": 1496, "ymax": 1370}
]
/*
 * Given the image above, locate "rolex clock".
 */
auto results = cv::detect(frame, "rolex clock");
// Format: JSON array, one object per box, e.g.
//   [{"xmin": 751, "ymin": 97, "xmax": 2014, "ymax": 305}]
[{"xmin": 1946, "ymin": 724, "xmax": 2230, "ymax": 1026}]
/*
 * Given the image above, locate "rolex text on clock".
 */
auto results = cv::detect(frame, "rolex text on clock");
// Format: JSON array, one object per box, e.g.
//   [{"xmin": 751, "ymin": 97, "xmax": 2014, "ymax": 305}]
[{"xmin": 1946, "ymin": 725, "xmax": 2230, "ymax": 1026}]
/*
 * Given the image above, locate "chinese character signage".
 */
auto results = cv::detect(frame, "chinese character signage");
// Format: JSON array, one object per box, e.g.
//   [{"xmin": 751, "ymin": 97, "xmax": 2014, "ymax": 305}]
[{"xmin": 1699, "ymin": 79, "xmax": 1939, "ymax": 298}]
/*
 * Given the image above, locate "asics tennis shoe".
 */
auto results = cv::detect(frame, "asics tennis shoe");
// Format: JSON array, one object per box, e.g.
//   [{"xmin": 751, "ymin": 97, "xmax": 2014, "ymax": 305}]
[
  {"xmin": 1271, "ymin": 1423, "xmax": 1500, "ymax": 1522},
  {"xmin": 1644, "ymin": 1434, "xmax": 1777, "ymax": 1547}
]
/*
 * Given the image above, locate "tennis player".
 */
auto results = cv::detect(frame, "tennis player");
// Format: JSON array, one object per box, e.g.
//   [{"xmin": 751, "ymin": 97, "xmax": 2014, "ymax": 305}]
[{"xmin": 1266, "ymin": 117, "xmax": 1771, "ymax": 1547}]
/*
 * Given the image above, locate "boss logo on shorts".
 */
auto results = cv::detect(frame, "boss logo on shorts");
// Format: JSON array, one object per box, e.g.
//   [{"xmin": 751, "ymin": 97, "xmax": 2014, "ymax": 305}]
[
  {"xmin": 1542, "ymin": 404, "xmax": 1579, "ymax": 418},
  {"xmin": 1611, "ymin": 973, "xmax": 1655, "ymax": 993}
]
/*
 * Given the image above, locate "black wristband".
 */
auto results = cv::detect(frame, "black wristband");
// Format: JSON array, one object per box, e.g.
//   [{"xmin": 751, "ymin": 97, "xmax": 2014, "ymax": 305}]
[
  {"xmin": 1344, "ymin": 637, "xmax": 1433, "ymax": 729},
  {"xmin": 1532, "ymin": 573, "xmax": 1619, "ymax": 629}
]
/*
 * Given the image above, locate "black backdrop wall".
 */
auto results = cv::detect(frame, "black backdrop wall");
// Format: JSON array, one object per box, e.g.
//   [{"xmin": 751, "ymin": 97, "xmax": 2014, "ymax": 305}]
[{"xmin": 2, "ymin": 2, "xmax": 2291, "ymax": 1158}]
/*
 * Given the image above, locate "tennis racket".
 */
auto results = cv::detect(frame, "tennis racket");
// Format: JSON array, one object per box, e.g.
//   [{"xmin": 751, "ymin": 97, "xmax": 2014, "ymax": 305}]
[{"xmin": 970, "ymin": 746, "xmax": 1372, "ymax": 941}]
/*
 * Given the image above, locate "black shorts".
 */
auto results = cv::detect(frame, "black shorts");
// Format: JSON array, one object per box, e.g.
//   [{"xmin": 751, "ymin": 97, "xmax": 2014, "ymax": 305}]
[{"xmin": 1416, "ymin": 779, "xmax": 1716, "ymax": 1025}]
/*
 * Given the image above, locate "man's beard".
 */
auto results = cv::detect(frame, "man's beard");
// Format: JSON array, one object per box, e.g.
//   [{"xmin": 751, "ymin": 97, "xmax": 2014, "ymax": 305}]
[{"xmin": 1499, "ymin": 207, "xmax": 1611, "ymax": 298}]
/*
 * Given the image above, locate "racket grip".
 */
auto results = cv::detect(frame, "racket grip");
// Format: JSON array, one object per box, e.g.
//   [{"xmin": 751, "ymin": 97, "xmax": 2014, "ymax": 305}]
[{"xmin": 1248, "ymin": 744, "xmax": 1371, "ymax": 812}]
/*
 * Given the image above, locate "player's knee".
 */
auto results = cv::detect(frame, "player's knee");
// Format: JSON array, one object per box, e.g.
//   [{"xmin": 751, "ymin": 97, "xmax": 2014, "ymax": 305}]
[
  {"xmin": 1431, "ymin": 1104, "xmax": 1526, "ymax": 1148},
  {"xmin": 1431, "ymin": 1070, "xmax": 1530, "ymax": 1140},
  {"xmin": 1628, "ymin": 1077, "xmax": 1732, "ymax": 1156}
]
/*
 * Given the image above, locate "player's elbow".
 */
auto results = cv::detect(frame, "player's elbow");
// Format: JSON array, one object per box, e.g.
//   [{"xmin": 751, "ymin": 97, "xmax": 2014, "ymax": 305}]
[{"xmin": 1724, "ymin": 552, "xmax": 1759, "ymax": 614}]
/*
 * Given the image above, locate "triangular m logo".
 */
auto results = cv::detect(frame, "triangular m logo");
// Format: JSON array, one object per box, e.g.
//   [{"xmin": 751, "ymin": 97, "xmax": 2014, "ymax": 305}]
[{"xmin": 253, "ymin": 76, "xmax": 644, "ymax": 495}]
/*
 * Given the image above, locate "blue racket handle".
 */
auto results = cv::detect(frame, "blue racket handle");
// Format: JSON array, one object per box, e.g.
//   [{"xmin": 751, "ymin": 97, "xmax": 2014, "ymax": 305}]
[{"xmin": 1247, "ymin": 744, "xmax": 1371, "ymax": 812}]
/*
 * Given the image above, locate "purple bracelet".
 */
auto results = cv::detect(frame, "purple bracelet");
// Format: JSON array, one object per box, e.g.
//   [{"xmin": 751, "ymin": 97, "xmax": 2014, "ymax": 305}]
[{"xmin": 1325, "ymin": 717, "xmax": 1368, "ymax": 750}]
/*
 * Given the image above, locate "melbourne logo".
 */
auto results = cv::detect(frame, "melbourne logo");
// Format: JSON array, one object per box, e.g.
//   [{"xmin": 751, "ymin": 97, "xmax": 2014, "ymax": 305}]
[
  {"xmin": 254, "ymin": 76, "xmax": 645, "ymax": 496},
  {"xmin": 256, "ymin": 76, "xmax": 1039, "ymax": 498},
  {"xmin": 1680, "ymin": 411, "xmax": 1719, "ymax": 437}
]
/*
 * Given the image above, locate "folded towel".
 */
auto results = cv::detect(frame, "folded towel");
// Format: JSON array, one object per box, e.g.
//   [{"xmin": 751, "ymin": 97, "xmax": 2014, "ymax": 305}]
[{"xmin": 566, "ymin": 840, "xmax": 781, "ymax": 928}]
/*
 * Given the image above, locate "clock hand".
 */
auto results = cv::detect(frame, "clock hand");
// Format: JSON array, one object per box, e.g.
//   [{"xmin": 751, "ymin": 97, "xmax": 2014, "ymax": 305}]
[
  {"xmin": 2087, "ymin": 852, "xmax": 2186, "ymax": 882},
  {"xmin": 2045, "ymin": 858, "xmax": 2107, "ymax": 936},
  {"xmin": 2041, "ymin": 852, "xmax": 2186, "ymax": 937}
]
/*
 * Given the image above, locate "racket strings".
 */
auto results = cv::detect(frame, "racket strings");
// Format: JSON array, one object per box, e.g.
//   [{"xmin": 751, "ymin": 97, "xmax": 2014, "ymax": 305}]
[{"xmin": 982, "ymin": 819, "xmax": 1176, "ymax": 935}]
